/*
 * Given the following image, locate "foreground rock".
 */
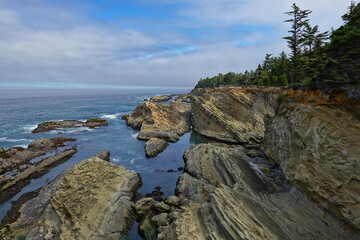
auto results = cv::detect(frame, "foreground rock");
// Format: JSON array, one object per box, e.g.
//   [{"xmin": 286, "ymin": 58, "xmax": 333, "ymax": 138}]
[
  {"xmin": 124, "ymin": 101, "xmax": 191, "ymax": 142},
  {"xmin": 145, "ymin": 138, "xmax": 168, "ymax": 157},
  {"xmin": 263, "ymin": 89, "xmax": 360, "ymax": 230},
  {"xmin": 1, "ymin": 154, "xmax": 142, "ymax": 240},
  {"xmin": 190, "ymin": 87, "xmax": 281, "ymax": 143},
  {"xmin": 32, "ymin": 118, "xmax": 108, "ymax": 133},
  {"xmin": 159, "ymin": 144, "xmax": 359, "ymax": 239}
]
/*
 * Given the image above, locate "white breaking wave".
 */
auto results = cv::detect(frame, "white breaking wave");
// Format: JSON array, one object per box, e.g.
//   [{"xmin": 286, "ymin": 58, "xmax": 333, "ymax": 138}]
[
  {"xmin": 131, "ymin": 132, "xmax": 139, "ymax": 139},
  {"xmin": 100, "ymin": 113, "xmax": 121, "ymax": 120},
  {"xmin": 111, "ymin": 157, "xmax": 122, "ymax": 163},
  {"xmin": 0, "ymin": 137, "xmax": 31, "ymax": 143},
  {"xmin": 23, "ymin": 124, "xmax": 38, "ymax": 133},
  {"xmin": 49, "ymin": 127, "xmax": 94, "ymax": 134}
]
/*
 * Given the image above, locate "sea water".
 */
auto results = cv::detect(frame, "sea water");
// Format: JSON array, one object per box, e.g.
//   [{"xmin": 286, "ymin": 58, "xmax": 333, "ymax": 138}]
[{"xmin": 0, "ymin": 88, "xmax": 205, "ymax": 239}]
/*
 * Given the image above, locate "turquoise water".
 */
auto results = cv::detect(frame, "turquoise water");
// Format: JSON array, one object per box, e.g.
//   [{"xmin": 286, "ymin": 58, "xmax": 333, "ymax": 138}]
[{"xmin": 0, "ymin": 89, "xmax": 201, "ymax": 239}]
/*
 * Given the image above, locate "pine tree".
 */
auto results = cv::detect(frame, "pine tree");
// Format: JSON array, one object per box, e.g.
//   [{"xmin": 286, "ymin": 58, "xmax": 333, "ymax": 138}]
[
  {"xmin": 302, "ymin": 23, "xmax": 329, "ymax": 59},
  {"xmin": 284, "ymin": 3, "xmax": 312, "ymax": 83}
]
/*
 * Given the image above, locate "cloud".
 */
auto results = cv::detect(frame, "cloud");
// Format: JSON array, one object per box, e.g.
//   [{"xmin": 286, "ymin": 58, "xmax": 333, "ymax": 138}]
[{"xmin": 0, "ymin": 0, "xmax": 351, "ymax": 88}]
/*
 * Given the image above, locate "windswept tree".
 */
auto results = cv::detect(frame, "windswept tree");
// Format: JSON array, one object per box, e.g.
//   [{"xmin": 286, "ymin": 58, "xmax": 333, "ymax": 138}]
[
  {"xmin": 284, "ymin": 3, "xmax": 312, "ymax": 82},
  {"xmin": 302, "ymin": 23, "xmax": 329, "ymax": 59}
]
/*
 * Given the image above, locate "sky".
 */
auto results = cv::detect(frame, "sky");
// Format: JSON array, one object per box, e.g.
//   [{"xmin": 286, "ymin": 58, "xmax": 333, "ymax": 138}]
[{"xmin": 0, "ymin": 0, "xmax": 351, "ymax": 89}]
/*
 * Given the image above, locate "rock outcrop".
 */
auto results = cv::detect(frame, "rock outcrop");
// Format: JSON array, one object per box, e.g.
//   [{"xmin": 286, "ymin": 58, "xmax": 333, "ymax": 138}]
[
  {"xmin": 145, "ymin": 138, "xmax": 168, "ymax": 157},
  {"xmin": 32, "ymin": 118, "xmax": 108, "ymax": 133},
  {"xmin": 263, "ymin": 89, "xmax": 360, "ymax": 230},
  {"xmin": 159, "ymin": 144, "xmax": 359, "ymax": 240},
  {"xmin": 1, "ymin": 153, "xmax": 142, "ymax": 240},
  {"xmin": 190, "ymin": 87, "xmax": 281, "ymax": 144},
  {"xmin": 124, "ymin": 101, "xmax": 191, "ymax": 142},
  {"xmin": 150, "ymin": 95, "xmax": 172, "ymax": 102}
]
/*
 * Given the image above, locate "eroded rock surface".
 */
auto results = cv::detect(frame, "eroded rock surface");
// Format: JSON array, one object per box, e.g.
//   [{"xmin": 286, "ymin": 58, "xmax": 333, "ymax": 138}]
[
  {"xmin": 191, "ymin": 87, "xmax": 281, "ymax": 143},
  {"xmin": 2, "ymin": 155, "xmax": 142, "ymax": 240},
  {"xmin": 150, "ymin": 95, "xmax": 172, "ymax": 102},
  {"xmin": 145, "ymin": 138, "xmax": 168, "ymax": 157},
  {"xmin": 263, "ymin": 89, "xmax": 360, "ymax": 230},
  {"xmin": 32, "ymin": 118, "xmax": 108, "ymax": 133},
  {"xmin": 124, "ymin": 101, "xmax": 191, "ymax": 142},
  {"xmin": 159, "ymin": 144, "xmax": 359, "ymax": 240}
]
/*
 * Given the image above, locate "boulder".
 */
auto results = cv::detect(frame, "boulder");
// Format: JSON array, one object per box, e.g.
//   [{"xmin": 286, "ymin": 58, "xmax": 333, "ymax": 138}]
[
  {"xmin": 164, "ymin": 196, "xmax": 180, "ymax": 207},
  {"xmin": 151, "ymin": 213, "xmax": 169, "ymax": 227},
  {"xmin": 154, "ymin": 202, "xmax": 171, "ymax": 213},
  {"xmin": 93, "ymin": 150, "xmax": 110, "ymax": 162},
  {"xmin": 125, "ymin": 101, "xmax": 191, "ymax": 142},
  {"xmin": 262, "ymin": 89, "xmax": 360, "ymax": 230},
  {"xmin": 4, "ymin": 155, "xmax": 142, "ymax": 240},
  {"xmin": 135, "ymin": 197, "xmax": 155, "ymax": 217},
  {"xmin": 160, "ymin": 144, "xmax": 359, "ymax": 239},
  {"xmin": 191, "ymin": 87, "xmax": 281, "ymax": 144},
  {"xmin": 32, "ymin": 119, "xmax": 108, "ymax": 133},
  {"xmin": 145, "ymin": 138, "xmax": 168, "ymax": 157},
  {"xmin": 138, "ymin": 212, "xmax": 156, "ymax": 240}
]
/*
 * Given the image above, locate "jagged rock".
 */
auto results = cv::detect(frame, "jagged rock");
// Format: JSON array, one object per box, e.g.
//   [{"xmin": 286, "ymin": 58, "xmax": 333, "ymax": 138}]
[
  {"xmin": 4, "ymin": 155, "xmax": 142, "ymax": 240},
  {"xmin": 135, "ymin": 198, "xmax": 155, "ymax": 217},
  {"xmin": 154, "ymin": 202, "xmax": 171, "ymax": 212},
  {"xmin": 145, "ymin": 138, "xmax": 168, "ymax": 157},
  {"xmin": 93, "ymin": 150, "xmax": 110, "ymax": 162},
  {"xmin": 151, "ymin": 213, "xmax": 169, "ymax": 227},
  {"xmin": 160, "ymin": 144, "xmax": 359, "ymax": 239},
  {"xmin": 191, "ymin": 87, "xmax": 281, "ymax": 144},
  {"xmin": 173, "ymin": 94, "xmax": 191, "ymax": 103},
  {"xmin": 164, "ymin": 196, "xmax": 180, "ymax": 207},
  {"xmin": 262, "ymin": 89, "xmax": 360, "ymax": 230},
  {"xmin": 150, "ymin": 95, "xmax": 172, "ymax": 102},
  {"xmin": 32, "ymin": 119, "xmax": 108, "ymax": 133},
  {"xmin": 124, "ymin": 101, "xmax": 191, "ymax": 142}
]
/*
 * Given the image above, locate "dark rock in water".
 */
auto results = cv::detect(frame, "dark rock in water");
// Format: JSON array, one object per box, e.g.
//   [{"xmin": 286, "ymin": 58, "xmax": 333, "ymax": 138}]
[
  {"xmin": 154, "ymin": 186, "xmax": 161, "ymax": 191},
  {"xmin": 32, "ymin": 119, "xmax": 108, "ymax": 133},
  {"xmin": 166, "ymin": 169, "xmax": 175, "ymax": 172},
  {"xmin": 93, "ymin": 150, "xmax": 110, "ymax": 162},
  {"xmin": 153, "ymin": 196, "xmax": 163, "ymax": 202},
  {"xmin": 121, "ymin": 114, "xmax": 130, "ymax": 120},
  {"xmin": 152, "ymin": 190, "xmax": 164, "ymax": 197},
  {"xmin": 145, "ymin": 138, "xmax": 168, "ymax": 158},
  {"xmin": 177, "ymin": 167, "xmax": 184, "ymax": 171},
  {"xmin": 145, "ymin": 193, "xmax": 153, "ymax": 198},
  {"xmin": 2, "ymin": 156, "xmax": 142, "ymax": 240}
]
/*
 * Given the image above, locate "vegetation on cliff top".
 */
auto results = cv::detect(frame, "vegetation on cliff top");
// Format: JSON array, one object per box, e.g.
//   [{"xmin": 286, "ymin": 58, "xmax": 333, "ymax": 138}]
[{"xmin": 195, "ymin": 2, "xmax": 360, "ymax": 89}]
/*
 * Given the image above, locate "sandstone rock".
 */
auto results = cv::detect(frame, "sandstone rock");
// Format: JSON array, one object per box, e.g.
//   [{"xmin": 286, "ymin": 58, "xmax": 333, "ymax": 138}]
[
  {"xmin": 164, "ymin": 196, "xmax": 180, "ymax": 207},
  {"xmin": 191, "ymin": 87, "xmax": 281, "ymax": 144},
  {"xmin": 32, "ymin": 119, "xmax": 108, "ymax": 133},
  {"xmin": 150, "ymin": 95, "xmax": 172, "ymax": 102},
  {"xmin": 138, "ymin": 212, "xmax": 156, "ymax": 240},
  {"xmin": 154, "ymin": 202, "xmax": 171, "ymax": 212},
  {"xmin": 93, "ymin": 150, "xmax": 110, "ymax": 162},
  {"xmin": 263, "ymin": 89, "xmax": 360, "ymax": 230},
  {"xmin": 135, "ymin": 198, "xmax": 155, "ymax": 217},
  {"xmin": 5, "ymin": 156, "xmax": 142, "ymax": 240},
  {"xmin": 151, "ymin": 213, "xmax": 169, "ymax": 227},
  {"xmin": 161, "ymin": 144, "xmax": 359, "ymax": 239},
  {"xmin": 173, "ymin": 94, "xmax": 191, "ymax": 103},
  {"xmin": 145, "ymin": 138, "xmax": 168, "ymax": 157},
  {"xmin": 125, "ymin": 101, "xmax": 191, "ymax": 142}
]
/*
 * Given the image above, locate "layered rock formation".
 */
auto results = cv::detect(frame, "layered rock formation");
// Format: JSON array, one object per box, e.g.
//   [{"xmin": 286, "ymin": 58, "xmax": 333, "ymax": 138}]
[
  {"xmin": 1, "ymin": 152, "xmax": 142, "ymax": 240},
  {"xmin": 263, "ymin": 89, "xmax": 360, "ymax": 230},
  {"xmin": 145, "ymin": 138, "xmax": 169, "ymax": 158},
  {"xmin": 150, "ymin": 95, "xmax": 172, "ymax": 102},
  {"xmin": 32, "ymin": 118, "xmax": 108, "ymax": 133},
  {"xmin": 190, "ymin": 87, "xmax": 281, "ymax": 144},
  {"xmin": 123, "ymin": 101, "xmax": 191, "ymax": 142},
  {"xmin": 159, "ymin": 144, "xmax": 359, "ymax": 240}
]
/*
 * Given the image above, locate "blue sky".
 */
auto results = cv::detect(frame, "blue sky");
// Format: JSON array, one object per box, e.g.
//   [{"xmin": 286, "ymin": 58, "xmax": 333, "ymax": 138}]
[{"xmin": 0, "ymin": 0, "xmax": 349, "ymax": 88}]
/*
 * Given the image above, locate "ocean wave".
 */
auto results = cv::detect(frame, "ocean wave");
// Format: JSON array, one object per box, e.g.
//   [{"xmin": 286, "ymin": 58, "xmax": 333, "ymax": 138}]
[
  {"xmin": 111, "ymin": 157, "xmax": 122, "ymax": 163},
  {"xmin": 0, "ymin": 137, "xmax": 31, "ymax": 143},
  {"xmin": 100, "ymin": 113, "xmax": 122, "ymax": 120},
  {"xmin": 131, "ymin": 132, "xmax": 139, "ymax": 139},
  {"xmin": 49, "ymin": 127, "xmax": 94, "ymax": 134},
  {"xmin": 23, "ymin": 124, "xmax": 38, "ymax": 133}
]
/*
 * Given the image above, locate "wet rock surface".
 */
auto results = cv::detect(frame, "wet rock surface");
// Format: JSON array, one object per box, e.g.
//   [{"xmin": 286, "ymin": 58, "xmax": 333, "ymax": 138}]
[
  {"xmin": 190, "ymin": 87, "xmax": 281, "ymax": 144},
  {"xmin": 124, "ymin": 101, "xmax": 191, "ymax": 142},
  {"xmin": 1, "ymin": 153, "xmax": 142, "ymax": 240},
  {"xmin": 263, "ymin": 89, "xmax": 360, "ymax": 230},
  {"xmin": 32, "ymin": 118, "xmax": 108, "ymax": 133},
  {"xmin": 160, "ymin": 143, "xmax": 359, "ymax": 240},
  {"xmin": 145, "ymin": 138, "xmax": 168, "ymax": 157}
]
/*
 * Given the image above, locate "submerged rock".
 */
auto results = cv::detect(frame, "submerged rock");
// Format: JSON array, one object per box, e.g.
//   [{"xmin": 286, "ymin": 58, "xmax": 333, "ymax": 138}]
[
  {"xmin": 145, "ymin": 138, "xmax": 168, "ymax": 157},
  {"xmin": 263, "ymin": 89, "xmax": 360, "ymax": 230},
  {"xmin": 160, "ymin": 144, "xmax": 359, "ymax": 239},
  {"xmin": 32, "ymin": 118, "xmax": 108, "ymax": 133},
  {"xmin": 124, "ymin": 101, "xmax": 191, "ymax": 142},
  {"xmin": 3, "ymin": 154, "xmax": 142, "ymax": 240},
  {"xmin": 93, "ymin": 149, "xmax": 110, "ymax": 162},
  {"xmin": 191, "ymin": 87, "xmax": 281, "ymax": 144}
]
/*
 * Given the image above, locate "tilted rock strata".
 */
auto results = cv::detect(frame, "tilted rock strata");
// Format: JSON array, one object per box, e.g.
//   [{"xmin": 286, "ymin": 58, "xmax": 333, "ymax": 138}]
[
  {"xmin": 32, "ymin": 118, "xmax": 108, "ymax": 133},
  {"xmin": 124, "ymin": 101, "xmax": 191, "ymax": 142},
  {"xmin": 4, "ymin": 156, "xmax": 142, "ymax": 240},
  {"xmin": 263, "ymin": 89, "xmax": 360, "ymax": 230},
  {"xmin": 190, "ymin": 87, "xmax": 281, "ymax": 144},
  {"xmin": 159, "ymin": 144, "xmax": 359, "ymax": 240}
]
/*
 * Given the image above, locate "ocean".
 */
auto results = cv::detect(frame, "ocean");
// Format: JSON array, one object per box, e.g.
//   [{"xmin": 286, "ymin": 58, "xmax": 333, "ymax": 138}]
[{"xmin": 0, "ymin": 88, "xmax": 204, "ymax": 239}]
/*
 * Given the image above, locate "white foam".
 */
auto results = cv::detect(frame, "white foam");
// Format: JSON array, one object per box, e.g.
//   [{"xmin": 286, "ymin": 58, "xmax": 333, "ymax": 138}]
[
  {"xmin": 100, "ymin": 113, "xmax": 121, "ymax": 120},
  {"xmin": 0, "ymin": 137, "xmax": 31, "ymax": 143},
  {"xmin": 131, "ymin": 133, "xmax": 139, "ymax": 139},
  {"xmin": 23, "ymin": 124, "xmax": 38, "ymax": 133},
  {"xmin": 49, "ymin": 127, "xmax": 94, "ymax": 135},
  {"xmin": 111, "ymin": 157, "xmax": 122, "ymax": 163}
]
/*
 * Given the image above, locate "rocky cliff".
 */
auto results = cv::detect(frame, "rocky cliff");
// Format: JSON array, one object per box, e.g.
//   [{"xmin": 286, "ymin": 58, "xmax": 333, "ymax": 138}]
[{"xmin": 263, "ymin": 89, "xmax": 360, "ymax": 230}]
